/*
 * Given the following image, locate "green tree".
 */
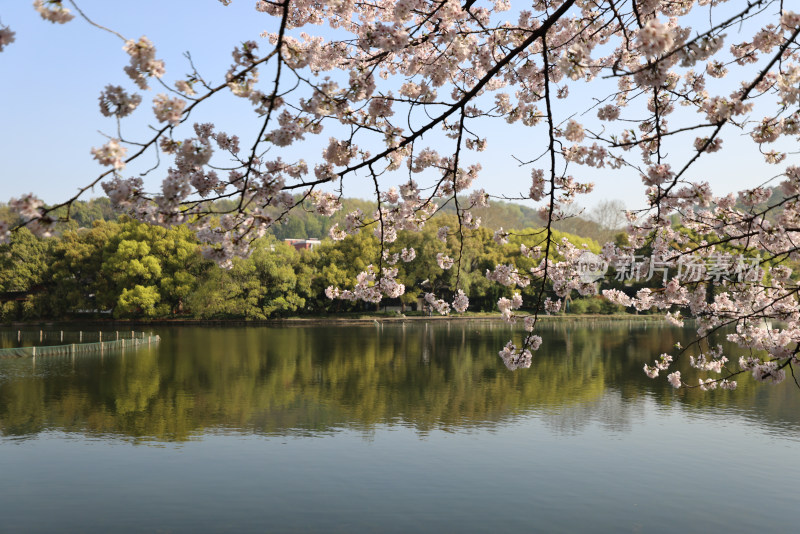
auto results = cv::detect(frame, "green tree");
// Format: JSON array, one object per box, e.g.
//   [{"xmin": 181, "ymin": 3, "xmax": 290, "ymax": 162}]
[
  {"xmin": 0, "ymin": 227, "xmax": 52, "ymax": 292},
  {"xmin": 0, "ymin": 227, "xmax": 53, "ymax": 321},
  {"xmin": 117, "ymin": 285, "xmax": 161, "ymax": 317},
  {"xmin": 301, "ymin": 230, "xmax": 381, "ymax": 312},
  {"xmin": 99, "ymin": 219, "xmax": 203, "ymax": 317},
  {"xmin": 187, "ymin": 238, "xmax": 304, "ymax": 319},
  {"xmin": 46, "ymin": 220, "xmax": 120, "ymax": 316},
  {"xmin": 251, "ymin": 239, "xmax": 305, "ymax": 316}
]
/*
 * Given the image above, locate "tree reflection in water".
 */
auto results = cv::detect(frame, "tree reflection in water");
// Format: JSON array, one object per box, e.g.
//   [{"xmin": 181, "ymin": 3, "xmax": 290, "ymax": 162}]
[{"xmin": 0, "ymin": 321, "xmax": 797, "ymax": 442}]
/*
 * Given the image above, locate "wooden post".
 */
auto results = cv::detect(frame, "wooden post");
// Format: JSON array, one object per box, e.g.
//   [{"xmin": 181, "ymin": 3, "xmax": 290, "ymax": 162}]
[
  {"xmin": 17, "ymin": 330, "xmax": 21, "ymax": 342},
  {"xmin": 116, "ymin": 331, "xmax": 119, "ymax": 340},
  {"xmin": 39, "ymin": 330, "xmax": 43, "ymax": 342},
  {"xmin": 79, "ymin": 331, "xmax": 83, "ymax": 342},
  {"xmin": 99, "ymin": 331, "xmax": 102, "ymax": 342}
]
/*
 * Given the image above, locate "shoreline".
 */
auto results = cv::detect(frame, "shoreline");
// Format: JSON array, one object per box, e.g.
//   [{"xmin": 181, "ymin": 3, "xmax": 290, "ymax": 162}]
[{"xmin": 3, "ymin": 313, "xmax": 667, "ymax": 328}]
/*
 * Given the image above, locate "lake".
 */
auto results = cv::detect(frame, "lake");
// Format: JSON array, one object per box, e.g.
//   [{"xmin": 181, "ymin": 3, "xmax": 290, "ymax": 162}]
[{"xmin": 0, "ymin": 320, "xmax": 798, "ymax": 533}]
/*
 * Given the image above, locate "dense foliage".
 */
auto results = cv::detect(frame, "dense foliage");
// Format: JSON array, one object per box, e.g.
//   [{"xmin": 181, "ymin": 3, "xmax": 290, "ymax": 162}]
[{"xmin": 0, "ymin": 212, "xmax": 622, "ymax": 322}]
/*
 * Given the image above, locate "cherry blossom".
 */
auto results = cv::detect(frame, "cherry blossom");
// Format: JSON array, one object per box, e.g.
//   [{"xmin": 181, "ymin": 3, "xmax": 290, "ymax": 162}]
[
  {"xmin": 5, "ymin": 0, "xmax": 800, "ymax": 391},
  {"xmin": 123, "ymin": 36, "xmax": 165, "ymax": 90},
  {"xmin": 667, "ymin": 372, "xmax": 682, "ymax": 389},
  {"xmin": 452, "ymin": 290, "xmax": 469, "ymax": 313},
  {"xmin": 0, "ymin": 25, "xmax": 15, "ymax": 52},
  {"xmin": 34, "ymin": 0, "xmax": 74, "ymax": 24},
  {"xmin": 91, "ymin": 139, "xmax": 127, "ymax": 170},
  {"xmin": 637, "ymin": 18, "xmax": 674, "ymax": 58},
  {"xmin": 400, "ymin": 248, "xmax": 416, "ymax": 262},
  {"xmin": 153, "ymin": 94, "xmax": 186, "ymax": 126},
  {"xmin": 99, "ymin": 85, "xmax": 141, "ymax": 118},
  {"xmin": 436, "ymin": 253, "xmax": 454, "ymax": 270}
]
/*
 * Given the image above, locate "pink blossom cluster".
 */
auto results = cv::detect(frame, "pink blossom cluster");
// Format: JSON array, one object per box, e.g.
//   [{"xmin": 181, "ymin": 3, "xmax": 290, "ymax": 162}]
[
  {"xmin": 499, "ymin": 342, "xmax": 533, "ymax": 371},
  {"xmin": 643, "ymin": 353, "xmax": 673, "ymax": 379},
  {"xmin": 153, "ymin": 94, "xmax": 186, "ymax": 126},
  {"xmin": 424, "ymin": 293, "xmax": 451, "ymax": 315},
  {"xmin": 34, "ymin": 0, "xmax": 73, "ymax": 24},
  {"xmin": 101, "ymin": 176, "xmax": 143, "ymax": 208},
  {"xmin": 486, "ymin": 264, "xmax": 531, "ymax": 289},
  {"xmin": 689, "ymin": 346, "xmax": 728, "ymax": 374},
  {"xmin": 0, "ymin": 25, "xmax": 15, "ymax": 52},
  {"xmin": 7, "ymin": 194, "xmax": 54, "ymax": 238},
  {"xmin": 99, "ymin": 85, "xmax": 141, "ymax": 118},
  {"xmin": 497, "ymin": 293, "xmax": 523, "ymax": 322},
  {"xmin": 91, "ymin": 139, "xmax": 127, "ymax": 170},
  {"xmin": 452, "ymin": 290, "xmax": 469, "ymax": 314},
  {"xmin": 436, "ymin": 253, "xmax": 454, "ymax": 270},
  {"xmin": 123, "ymin": 36, "xmax": 165, "ymax": 90}
]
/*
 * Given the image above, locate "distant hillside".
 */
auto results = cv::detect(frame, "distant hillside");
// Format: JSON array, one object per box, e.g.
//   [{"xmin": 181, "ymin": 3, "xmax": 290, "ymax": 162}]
[
  {"xmin": 1, "ymin": 195, "xmax": 622, "ymax": 244},
  {"xmin": 0, "ymin": 197, "xmax": 124, "ymax": 234},
  {"xmin": 437, "ymin": 200, "xmax": 621, "ymax": 244}
]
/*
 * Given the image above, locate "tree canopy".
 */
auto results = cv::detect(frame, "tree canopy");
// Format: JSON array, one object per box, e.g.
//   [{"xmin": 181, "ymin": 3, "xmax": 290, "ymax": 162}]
[{"xmin": 2, "ymin": 213, "xmax": 612, "ymax": 321}]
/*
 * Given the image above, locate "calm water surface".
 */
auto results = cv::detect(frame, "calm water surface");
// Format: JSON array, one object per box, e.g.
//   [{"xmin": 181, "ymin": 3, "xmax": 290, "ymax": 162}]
[{"xmin": 0, "ymin": 321, "xmax": 798, "ymax": 533}]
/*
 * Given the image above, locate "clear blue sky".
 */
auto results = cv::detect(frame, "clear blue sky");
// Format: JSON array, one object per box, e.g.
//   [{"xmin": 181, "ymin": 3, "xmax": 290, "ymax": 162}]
[{"xmin": 0, "ymin": 1, "xmax": 790, "ymax": 215}]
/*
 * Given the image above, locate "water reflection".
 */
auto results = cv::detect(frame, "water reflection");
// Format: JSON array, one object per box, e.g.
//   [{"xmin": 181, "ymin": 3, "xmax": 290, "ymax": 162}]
[{"xmin": 0, "ymin": 321, "xmax": 797, "ymax": 442}]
